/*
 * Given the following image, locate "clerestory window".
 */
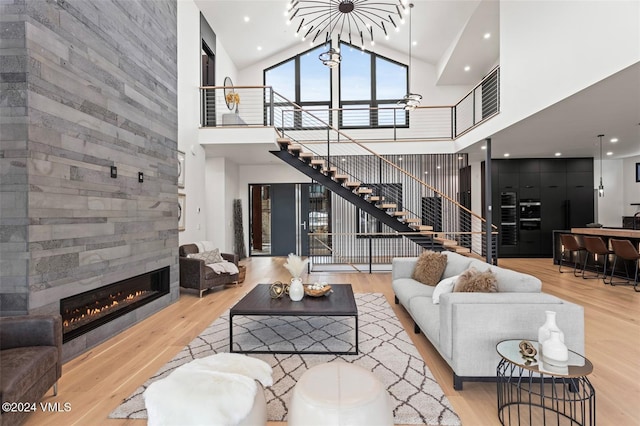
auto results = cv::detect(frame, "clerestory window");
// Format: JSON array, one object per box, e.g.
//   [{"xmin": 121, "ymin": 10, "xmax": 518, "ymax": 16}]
[
  {"xmin": 339, "ymin": 42, "xmax": 408, "ymax": 128},
  {"xmin": 264, "ymin": 44, "xmax": 331, "ymax": 128}
]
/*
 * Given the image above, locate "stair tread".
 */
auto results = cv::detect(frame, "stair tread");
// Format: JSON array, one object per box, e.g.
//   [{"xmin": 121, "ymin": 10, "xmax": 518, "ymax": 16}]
[
  {"xmin": 369, "ymin": 196, "xmax": 384, "ymax": 202},
  {"xmin": 334, "ymin": 174, "xmax": 349, "ymax": 180},
  {"xmin": 299, "ymin": 152, "xmax": 314, "ymax": 158},
  {"xmin": 378, "ymin": 203, "xmax": 397, "ymax": 209},
  {"xmin": 391, "ymin": 211, "xmax": 408, "ymax": 216},
  {"xmin": 345, "ymin": 181, "xmax": 361, "ymax": 187},
  {"xmin": 288, "ymin": 144, "xmax": 302, "ymax": 151},
  {"xmin": 310, "ymin": 159, "xmax": 325, "ymax": 166},
  {"xmin": 404, "ymin": 218, "xmax": 421, "ymax": 223},
  {"xmin": 410, "ymin": 224, "xmax": 434, "ymax": 231},
  {"xmin": 357, "ymin": 188, "xmax": 373, "ymax": 194}
]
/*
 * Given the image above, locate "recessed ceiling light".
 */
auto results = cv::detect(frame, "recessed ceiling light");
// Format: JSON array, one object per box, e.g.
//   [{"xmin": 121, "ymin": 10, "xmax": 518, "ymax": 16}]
[
  {"xmin": 412, "ymin": 41, "xmax": 417, "ymax": 46},
  {"xmin": 398, "ymin": 157, "xmax": 403, "ymax": 161},
  {"xmin": 257, "ymin": 46, "xmax": 262, "ymax": 51},
  {"xmin": 458, "ymin": 156, "xmax": 464, "ymax": 160},
  {"xmin": 606, "ymin": 151, "xmax": 613, "ymax": 156},
  {"xmin": 437, "ymin": 165, "xmax": 441, "ymax": 169},
  {"xmin": 424, "ymin": 171, "xmax": 429, "ymax": 175},
  {"xmin": 341, "ymin": 158, "xmax": 346, "ymax": 162},
  {"xmin": 610, "ymin": 138, "xmax": 618, "ymax": 143},
  {"xmin": 481, "ymin": 146, "xmax": 486, "ymax": 150},
  {"xmin": 464, "ymin": 65, "xmax": 471, "ymax": 72},
  {"xmin": 244, "ymin": 16, "xmax": 250, "ymax": 22},
  {"xmin": 554, "ymin": 152, "xmax": 562, "ymax": 157},
  {"xmin": 484, "ymin": 33, "xmax": 491, "ymax": 39},
  {"xmin": 504, "ymin": 153, "xmax": 510, "ymax": 157}
]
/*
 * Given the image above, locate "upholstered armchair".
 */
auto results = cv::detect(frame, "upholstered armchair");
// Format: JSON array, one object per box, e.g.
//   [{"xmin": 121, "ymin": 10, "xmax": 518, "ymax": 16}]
[
  {"xmin": 0, "ymin": 314, "xmax": 62, "ymax": 426},
  {"xmin": 179, "ymin": 244, "xmax": 239, "ymax": 297}
]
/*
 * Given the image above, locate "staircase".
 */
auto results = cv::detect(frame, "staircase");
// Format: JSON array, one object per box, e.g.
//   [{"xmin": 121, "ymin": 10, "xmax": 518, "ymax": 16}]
[{"xmin": 272, "ymin": 138, "xmax": 452, "ymax": 252}]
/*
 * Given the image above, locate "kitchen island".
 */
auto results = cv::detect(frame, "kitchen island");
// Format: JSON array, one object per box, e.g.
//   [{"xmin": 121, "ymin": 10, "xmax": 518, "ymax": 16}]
[{"xmin": 553, "ymin": 228, "xmax": 640, "ymax": 280}]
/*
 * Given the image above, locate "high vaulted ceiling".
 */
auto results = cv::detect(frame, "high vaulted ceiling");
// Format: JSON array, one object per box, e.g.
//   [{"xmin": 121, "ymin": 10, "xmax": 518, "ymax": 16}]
[
  {"xmin": 197, "ymin": 1, "xmax": 639, "ymax": 162},
  {"xmin": 196, "ymin": 0, "xmax": 500, "ymax": 85}
]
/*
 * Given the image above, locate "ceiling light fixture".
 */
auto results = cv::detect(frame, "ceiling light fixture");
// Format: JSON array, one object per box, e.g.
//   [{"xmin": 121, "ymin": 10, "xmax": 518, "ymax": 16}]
[
  {"xmin": 464, "ymin": 65, "xmax": 471, "ymax": 72},
  {"xmin": 610, "ymin": 138, "xmax": 618, "ymax": 143},
  {"xmin": 597, "ymin": 134, "xmax": 605, "ymax": 197},
  {"xmin": 317, "ymin": 0, "xmax": 341, "ymax": 68},
  {"xmin": 397, "ymin": 3, "xmax": 422, "ymax": 111},
  {"xmin": 483, "ymin": 32, "xmax": 491, "ymax": 39},
  {"xmin": 555, "ymin": 152, "xmax": 562, "ymax": 157},
  {"xmin": 287, "ymin": 0, "xmax": 405, "ymax": 50}
]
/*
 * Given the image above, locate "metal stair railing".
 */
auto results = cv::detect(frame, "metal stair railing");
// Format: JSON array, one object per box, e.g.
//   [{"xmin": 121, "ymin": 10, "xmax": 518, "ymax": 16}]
[{"xmin": 273, "ymin": 94, "xmax": 498, "ymax": 260}]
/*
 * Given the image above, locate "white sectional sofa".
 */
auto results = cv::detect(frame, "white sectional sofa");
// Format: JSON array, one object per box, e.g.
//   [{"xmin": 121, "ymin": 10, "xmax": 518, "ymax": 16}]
[{"xmin": 392, "ymin": 251, "xmax": 584, "ymax": 390}]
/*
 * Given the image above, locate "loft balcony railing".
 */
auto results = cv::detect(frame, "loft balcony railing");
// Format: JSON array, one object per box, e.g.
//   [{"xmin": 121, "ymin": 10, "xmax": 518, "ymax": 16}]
[{"xmin": 200, "ymin": 66, "xmax": 500, "ymax": 140}]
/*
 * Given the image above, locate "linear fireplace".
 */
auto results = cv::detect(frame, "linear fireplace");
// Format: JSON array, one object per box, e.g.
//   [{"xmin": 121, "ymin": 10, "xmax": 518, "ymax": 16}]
[{"xmin": 60, "ymin": 266, "xmax": 170, "ymax": 343}]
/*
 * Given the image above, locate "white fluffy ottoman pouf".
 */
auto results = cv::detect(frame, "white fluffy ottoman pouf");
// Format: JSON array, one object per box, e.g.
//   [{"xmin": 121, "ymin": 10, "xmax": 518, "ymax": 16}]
[
  {"xmin": 288, "ymin": 361, "xmax": 394, "ymax": 426},
  {"xmin": 143, "ymin": 353, "xmax": 272, "ymax": 426}
]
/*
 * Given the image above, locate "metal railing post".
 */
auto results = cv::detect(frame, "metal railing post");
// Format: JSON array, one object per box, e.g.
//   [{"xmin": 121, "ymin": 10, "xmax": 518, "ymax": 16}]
[
  {"xmin": 369, "ymin": 235, "xmax": 373, "ymax": 274},
  {"xmin": 269, "ymin": 88, "xmax": 274, "ymax": 127}
]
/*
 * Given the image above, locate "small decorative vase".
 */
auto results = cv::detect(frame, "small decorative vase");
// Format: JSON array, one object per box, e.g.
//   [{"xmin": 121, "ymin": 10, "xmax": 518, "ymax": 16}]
[
  {"xmin": 542, "ymin": 330, "xmax": 569, "ymax": 366},
  {"xmin": 538, "ymin": 310, "xmax": 564, "ymax": 346},
  {"xmin": 289, "ymin": 277, "xmax": 304, "ymax": 301}
]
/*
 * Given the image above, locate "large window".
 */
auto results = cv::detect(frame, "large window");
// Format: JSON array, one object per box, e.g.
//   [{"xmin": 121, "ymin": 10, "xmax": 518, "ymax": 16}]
[
  {"xmin": 264, "ymin": 45, "xmax": 331, "ymax": 127},
  {"xmin": 339, "ymin": 43, "xmax": 408, "ymax": 128}
]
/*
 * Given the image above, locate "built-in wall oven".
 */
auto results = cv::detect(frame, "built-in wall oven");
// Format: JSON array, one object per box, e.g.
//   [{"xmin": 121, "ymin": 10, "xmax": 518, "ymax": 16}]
[{"xmin": 520, "ymin": 199, "xmax": 541, "ymax": 230}]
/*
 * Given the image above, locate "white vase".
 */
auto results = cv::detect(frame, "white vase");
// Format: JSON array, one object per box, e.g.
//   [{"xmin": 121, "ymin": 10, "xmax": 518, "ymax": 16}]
[
  {"xmin": 538, "ymin": 310, "xmax": 564, "ymax": 346},
  {"xmin": 542, "ymin": 330, "xmax": 569, "ymax": 365},
  {"xmin": 289, "ymin": 277, "xmax": 304, "ymax": 301}
]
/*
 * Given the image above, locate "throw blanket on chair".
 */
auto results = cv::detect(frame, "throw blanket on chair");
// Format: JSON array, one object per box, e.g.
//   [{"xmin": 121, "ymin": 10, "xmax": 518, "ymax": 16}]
[
  {"xmin": 144, "ymin": 354, "xmax": 272, "ymax": 426},
  {"xmin": 207, "ymin": 261, "xmax": 240, "ymax": 275},
  {"xmin": 194, "ymin": 241, "xmax": 217, "ymax": 253}
]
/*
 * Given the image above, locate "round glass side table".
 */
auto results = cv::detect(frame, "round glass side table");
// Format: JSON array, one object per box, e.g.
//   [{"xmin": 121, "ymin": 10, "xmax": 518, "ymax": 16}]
[{"xmin": 496, "ymin": 339, "xmax": 595, "ymax": 426}]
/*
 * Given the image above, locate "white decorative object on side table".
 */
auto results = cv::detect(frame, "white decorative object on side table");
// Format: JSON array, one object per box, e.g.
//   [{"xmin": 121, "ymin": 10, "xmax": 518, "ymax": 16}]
[{"xmin": 537, "ymin": 310, "xmax": 564, "ymax": 346}]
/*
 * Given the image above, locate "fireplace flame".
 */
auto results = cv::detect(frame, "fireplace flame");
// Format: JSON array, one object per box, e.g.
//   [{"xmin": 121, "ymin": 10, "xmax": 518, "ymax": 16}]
[{"xmin": 62, "ymin": 290, "xmax": 149, "ymax": 329}]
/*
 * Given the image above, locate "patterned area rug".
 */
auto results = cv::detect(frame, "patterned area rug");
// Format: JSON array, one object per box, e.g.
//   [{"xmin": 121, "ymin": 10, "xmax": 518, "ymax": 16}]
[{"xmin": 110, "ymin": 293, "xmax": 460, "ymax": 425}]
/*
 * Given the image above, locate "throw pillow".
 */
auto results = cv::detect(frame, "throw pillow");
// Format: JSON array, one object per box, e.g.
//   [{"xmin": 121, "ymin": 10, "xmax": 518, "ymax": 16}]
[
  {"xmin": 187, "ymin": 248, "xmax": 224, "ymax": 264},
  {"xmin": 432, "ymin": 274, "xmax": 460, "ymax": 304},
  {"xmin": 412, "ymin": 251, "xmax": 447, "ymax": 286},
  {"xmin": 453, "ymin": 267, "xmax": 498, "ymax": 293}
]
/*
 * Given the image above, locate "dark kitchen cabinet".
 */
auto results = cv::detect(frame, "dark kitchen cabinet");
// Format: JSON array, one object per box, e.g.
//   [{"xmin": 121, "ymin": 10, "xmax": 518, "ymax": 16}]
[{"xmin": 488, "ymin": 158, "xmax": 594, "ymax": 258}]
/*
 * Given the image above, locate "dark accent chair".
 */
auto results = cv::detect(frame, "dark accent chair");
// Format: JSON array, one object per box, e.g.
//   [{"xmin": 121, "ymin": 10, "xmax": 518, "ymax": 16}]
[
  {"xmin": 179, "ymin": 244, "xmax": 239, "ymax": 297},
  {"xmin": 0, "ymin": 315, "xmax": 62, "ymax": 426}
]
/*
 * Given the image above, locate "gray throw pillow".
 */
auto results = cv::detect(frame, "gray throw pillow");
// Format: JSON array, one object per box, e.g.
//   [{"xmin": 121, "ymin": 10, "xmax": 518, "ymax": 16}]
[{"xmin": 187, "ymin": 249, "xmax": 224, "ymax": 264}]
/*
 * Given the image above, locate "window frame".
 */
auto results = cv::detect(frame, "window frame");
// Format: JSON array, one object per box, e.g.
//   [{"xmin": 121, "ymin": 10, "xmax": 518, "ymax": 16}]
[
  {"xmin": 263, "ymin": 44, "xmax": 333, "ymax": 129},
  {"xmin": 339, "ymin": 42, "xmax": 409, "ymax": 129}
]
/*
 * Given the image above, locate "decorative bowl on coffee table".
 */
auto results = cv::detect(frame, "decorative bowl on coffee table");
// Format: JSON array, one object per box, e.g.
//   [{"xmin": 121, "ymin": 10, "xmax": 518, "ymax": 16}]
[{"xmin": 304, "ymin": 284, "xmax": 332, "ymax": 297}]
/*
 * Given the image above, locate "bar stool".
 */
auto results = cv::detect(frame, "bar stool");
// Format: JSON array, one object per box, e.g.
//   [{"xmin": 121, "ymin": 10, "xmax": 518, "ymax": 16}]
[
  {"xmin": 610, "ymin": 239, "xmax": 640, "ymax": 292},
  {"xmin": 581, "ymin": 236, "xmax": 614, "ymax": 283},
  {"xmin": 559, "ymin": 234, "xmax": 586, "ymax": 276}
]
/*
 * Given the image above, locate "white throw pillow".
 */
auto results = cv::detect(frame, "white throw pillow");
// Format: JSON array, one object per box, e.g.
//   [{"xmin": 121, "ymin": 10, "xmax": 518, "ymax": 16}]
[{"xmin": 432, "ymin": 275, "xmax": 460, "ymax": 304}]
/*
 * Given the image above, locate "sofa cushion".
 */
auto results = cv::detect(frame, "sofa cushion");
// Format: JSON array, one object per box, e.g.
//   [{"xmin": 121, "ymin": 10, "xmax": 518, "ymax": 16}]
[
  {"xmin": 466, "ymin": 260, "xmax": 542, "ymax": 292},
  {"xmin": 432, "ymin": 275, "xmax": 460, "ymax": 304},
  {"xmin": 453, "ymin": 268, "xmax": 498, "ymax": 293},
  {"xmin": 188, "ymin": 249, "xmax": 224, "ymax": 264},
  {"xmin": 408, "ymin": 296, "xmax": 440, "ymax": 345},
  {"xmin": 392, "ymin": 278, "xmax": 435, "ymax": 308},
  {"xmin": 441, "ymin": 251, "xmax": 473, "ymax": 278},
  {"xmin": 412, "ymin": 251, "xmax": 447, "ymax": 286},
  {"xmin": 0, "ymin": 346, "xmax": 58, "ymax": 402}
]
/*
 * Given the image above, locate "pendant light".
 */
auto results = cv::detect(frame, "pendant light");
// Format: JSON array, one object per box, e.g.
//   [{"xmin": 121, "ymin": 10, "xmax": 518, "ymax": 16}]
[
  {"xmin": 398, "ymin": 3, "xmax": 422, "ymax": 110},
  {"xmin": 597, "ymin": 134, "xmax": 604, "ymax": 197},
  {"xmin": 318, "ymin": 0, "xmax": 341, "ymax": 67}
]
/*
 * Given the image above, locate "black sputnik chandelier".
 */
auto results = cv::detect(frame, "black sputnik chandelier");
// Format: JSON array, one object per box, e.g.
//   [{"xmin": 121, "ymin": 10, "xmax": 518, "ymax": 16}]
[{"xmin": 286, "ymin": 0, "xmax": 409, "ymax": 64}]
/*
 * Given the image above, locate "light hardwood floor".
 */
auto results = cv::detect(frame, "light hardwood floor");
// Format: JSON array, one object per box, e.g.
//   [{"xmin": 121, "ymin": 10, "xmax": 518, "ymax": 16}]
[{"xmin": 24, "ymin": 257, "xmax": 639, "ymax": 426}]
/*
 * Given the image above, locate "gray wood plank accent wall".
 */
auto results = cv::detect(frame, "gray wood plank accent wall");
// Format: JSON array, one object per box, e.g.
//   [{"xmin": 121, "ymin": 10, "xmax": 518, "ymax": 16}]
[{"xmin": 0, "ymin": 0, "xmax": 179, "ymax": 359}]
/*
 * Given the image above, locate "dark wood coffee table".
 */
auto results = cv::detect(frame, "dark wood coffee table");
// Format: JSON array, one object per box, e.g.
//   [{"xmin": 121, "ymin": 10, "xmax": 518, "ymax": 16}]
[{"xmin": 229, "ymin": 284, "xmax": 358, "ymax": 355}]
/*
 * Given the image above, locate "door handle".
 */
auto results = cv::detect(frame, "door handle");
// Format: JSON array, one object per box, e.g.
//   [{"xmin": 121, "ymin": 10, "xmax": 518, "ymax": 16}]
[{"xmin": 301, "ymin": 221, "xmax": 307, "ymax": 230}]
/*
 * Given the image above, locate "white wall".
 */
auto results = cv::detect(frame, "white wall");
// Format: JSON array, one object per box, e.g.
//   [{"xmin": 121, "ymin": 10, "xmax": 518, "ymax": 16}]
[
  {"xmin": 595, "ymin": 159, "xmax": 624, "ymax": 227},
  {"xmin": 204, "ymin": 157, "xmax": 239, "ymax": 252},
  {"xmin": 455, "ymin": 0, "xmax": 640, "ymax": 151},
  {"xmin": 177, "ymin": 0, "xmax": 208, "ymax": 244}
]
